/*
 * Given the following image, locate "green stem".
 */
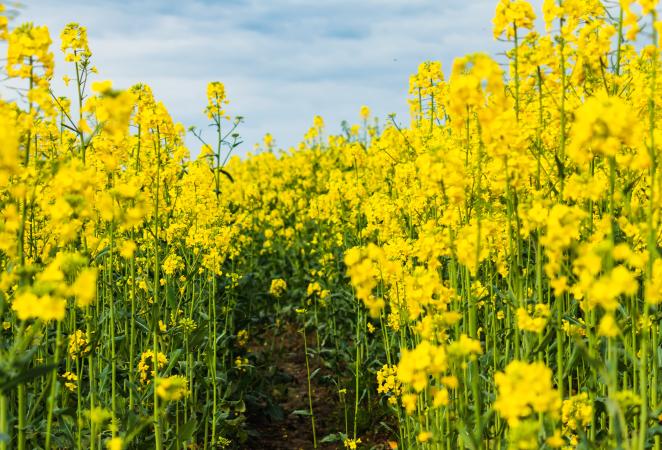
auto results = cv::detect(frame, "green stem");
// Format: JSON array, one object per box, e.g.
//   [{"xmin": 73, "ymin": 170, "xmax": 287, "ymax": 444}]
[
  {"xmin": 302, "ymin": 320, "xmax": 317, "ymax": 448},
  {"xmin": 45, "ymin": 321, "xmax": 62, "ymax": 450}
]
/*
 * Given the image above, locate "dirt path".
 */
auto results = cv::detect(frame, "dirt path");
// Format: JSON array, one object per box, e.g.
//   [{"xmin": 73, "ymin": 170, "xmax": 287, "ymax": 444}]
[{"xmin": 247, "ymin": 322, "xmax": 342, "ymax": 449}]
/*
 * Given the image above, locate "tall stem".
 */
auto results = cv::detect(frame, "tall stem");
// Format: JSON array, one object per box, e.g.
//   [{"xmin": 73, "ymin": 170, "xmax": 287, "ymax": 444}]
[{"xmin": 45, "ymin": 321, "xmax": 62, "ymax": 450}]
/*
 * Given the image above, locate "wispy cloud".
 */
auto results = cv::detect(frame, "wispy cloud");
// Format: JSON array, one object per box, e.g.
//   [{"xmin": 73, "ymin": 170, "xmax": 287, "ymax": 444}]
[{"xmin": 8, "ymin": 0, "xmax": 539, "ymax": 156}]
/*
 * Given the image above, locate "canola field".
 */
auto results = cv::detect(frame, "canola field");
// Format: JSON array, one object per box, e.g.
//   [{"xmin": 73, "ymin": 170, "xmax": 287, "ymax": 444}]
[{"xmin": 1, "ymin": 0, "xmax": 662, "ymax": 449}]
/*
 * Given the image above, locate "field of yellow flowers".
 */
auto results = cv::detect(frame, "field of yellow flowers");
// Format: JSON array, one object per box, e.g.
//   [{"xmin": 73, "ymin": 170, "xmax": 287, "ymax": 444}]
[{"xmin": 1, "ymin": 0, "xmax": 662, "ymax": 448}]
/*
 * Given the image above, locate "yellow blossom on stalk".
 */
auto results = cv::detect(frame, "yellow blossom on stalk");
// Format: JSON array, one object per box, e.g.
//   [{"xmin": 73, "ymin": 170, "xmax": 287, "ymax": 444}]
[
  {"xmin": 7, "ymin": 22, "xmax": 54, "ymax": 84},
  {"xmin": 205, "ymin": 81, "xmax": 229, "ymax": 119},
  {"xmin": 448, "ymin": 53, "xmax": 507, "ymax": 126},
  {"xmin": 598, "ymin": 313, "xmax": 619, "ymax": 337},
  {"xmin": 401, "ymin": 393, "xmax": 417, "ymax": 415},
  {"xmin": 562, "ymin": 393, "xmax": 593, "ymax": 435},
  {"xmin": 546, "ymin": 430, "xmax": 564, "ymax": 448},
  {"xmin": 344, "ymin": 246, "xmax": 387, "ymax": 317},
  {"xmin": 568, "ymin": 93, "xmax": 640, "ymax": 165},
  {"xmin": 60, "ymin": 22, "xmax": 91, "ymax": 62},
  {"xmin": 106, "ymin": 437, "xmax": 123, "ymax": 450},
  {"xmin": 494, "ymin": 361, "xmax": 560, "ymax": 426},
  {"xmin": 234, "ymin": 356, "xmax": 249, "ymax": 371},
  {"xmin": 645, "ymin": 259, "xmax": 662, "ymax": 304},
  {"xmin": 84, "ymin": 86, "xmax": 135, "ymax": 146},
  {"xmin": 408, "ymin": 60, "xmax": 445, "ymax": 121},
  {"xmin": 561, "ymin": 318, "xmax": 586, "ymax": 336},
  {"xmin": 0, "ymin": 4, "xmax": 7, "ymax": 40},
  {"xmin": 137, "ymin": 350, "xmax": 168, "ymax": 383},
  {"xmin": 162, "ymin": 253, "xmax": 184, "ymax": 276},
  {"xmin": 155, "ymin": 375, "xmax": 188, "ymax": 401},
  {"xmin": 12, "ymin": 291, "xmax": 66, "ymax": 322},
  {"xmin": 71, "ymin": 268, "xmax": 97, "ymax": 308},
  {"xmin": 306, "ymin": 281, "xmax": 322, "ymax": 297},
  {"xmin": 638, "ymin": 0, "xmax": 659, "ymax": 15},
  {"xmin": 237, "ymin": 329, "xmax": 249, "ymax": 347},
  {"xmin": 621, "ymin": 0, "xmax": 641, "ymax": 40},
  {"xmin": 417, "ymin": 431, "xmax": 432, "ymax": 443},
  {"xmin": 91, "ymin": 80, "xmax": 112, "ymax": 94},
  {"xmin": 313, "ymin": 115, "xmax": 325, "ymax": 130},
  {"xmin": 343, "ymin": 437, "xmax": 362, "ymax": 449},
  {"xmin": 360, "ymin": 105, "xmax": 370, "ymax": 120},
  {"xmin": 397, "ymin": 341, "xmax": 447, "ymax": 392},
  {"xmin": 269, "ymin": 278, "xmax": 287, "ymax": 297},
  {"xmin": 119, "ymin": 240, "xmax": 137, "ymax": 259},
  {"xmin": 263, "ymin": 133, "xmax": 274, "ymax": 149},
  {"xmin": 585, "ymin": 265, "xmax": 638, "ymax": 312},
  {"xmin": 446, "ymin": 334, "xmax": 482, "ymax": 359},
  {"xmin": 179, "ymin": 317, "xmax": 197, "ymax": 333},
  {"xmin": 68, "ymin": 329, "xmax": 90, "ymax": 358},
  {"xmin": 432, "ymin": 387, "xmax": 449, "ymax": 407},
  {"xmin": 62, "ymin": 371, "xmax": 78, "ymax": 392},
  {"xmin": 455, "ymin": 220, "xmax": 490, "ymax": 275},
  {"xmin": 493, "ymin": 0, "xmax": 536, "ymax": 39},
  {"xmin": 377, "ymin": 364, "xmax": 402, "ymax": 401},
  {"xmin": 516, "ymin": 303, "xmax": 550, "ymax": 333},
  {"xmin": 0, "ymin": 101, "xmax": 21, "ymax": 187}
]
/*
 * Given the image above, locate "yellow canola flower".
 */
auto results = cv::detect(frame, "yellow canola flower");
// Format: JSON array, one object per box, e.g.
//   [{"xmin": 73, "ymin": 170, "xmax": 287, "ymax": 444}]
[
  {"xmin": 155, "ymin": 375, "xmax": 188, "ymax": 401},
  {"xmin": 269, "ymin": 278, "xmax": 287, "ymax": 298},
  {"xmin": 493, "ymin": 0, "xmax": 536, "ymax": 39},
  {"xmin": 7, "ymin": 23, "xmax": 54, "ymax": 83},
  {"xmin": 68, "ymin": 329, "xmax": 90, "ymax": 358},
  {"xmin": 343, "ymin": 437, "xmax": 362, "ymax": 449},
  {"xmin": 494, "ymin": 361, "xmax": 561, "ymax": 426},
  {"xmin": 12, "ymin": 291, "xmax": 66, "ymax": 322},
  {"xmin": 60, "ymin": 22, "xmax": 91, "ymax": 62},
  {"xmin": 417, "ymin": 431, "xmax": 433, "ymax": 443},
  {"xmin": 91, "ymin": 80, "xmax": 113, "ymax": 94},
  {"xmin": 137, "ymin": 350, "xmax": 168, "ymax": 384},
  {"xmin": 61, "ymin": 371, "xmax": 78, "ymax": 392},
  {"xmin": 106, "ymin": 437, "xmax": 123, "ymax": 450},
  {"xmin": 516, "ymin": 304, "xmax": 550, "ymax": 333},
  {"xmin": 71, "ymin": 268, "xmax": 97, "ymax": 308},
  {"xmin": 377, "ymin": 364, "xmax": 402, "ymax": 397},
  {"xmin": 597, "ymin": 313, "xmax": 619, "ymax": 337},
  {"xmin": 645, "ymin": 259, "xmax": 662, "ymax": 304},
  {"xmin": 359, "ymin": 105, "xmax": 370, "ymax": 120},
  {"xmin": 397, "ymin": 340, "xmax": 448, "ymax": 392},
  {"xmin": 568, "ymin": 92, "xmax": 640, "ymax": 165},
  {"xmin": 562, "ymin": 392, "xmax": 593, "ymax": 433},
  {"xmin": 205, "ymin": 81, "xmax": 229, "ymax": 119}
]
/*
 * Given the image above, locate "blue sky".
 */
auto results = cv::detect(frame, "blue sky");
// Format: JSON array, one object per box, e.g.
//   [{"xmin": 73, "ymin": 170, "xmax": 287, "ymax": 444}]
[{"xmin": 13, "ymin": 0, "xmax": 542, "ymax": 156}]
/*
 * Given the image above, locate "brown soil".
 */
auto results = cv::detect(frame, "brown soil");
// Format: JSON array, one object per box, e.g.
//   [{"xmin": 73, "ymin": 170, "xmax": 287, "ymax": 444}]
[
  {"xmin": 247, "ymin": 322, "xmax": 343, "ymax": 450},
  {"xmin": 246, "ymin": 322, "xmax": 392, "ymax": 450}
]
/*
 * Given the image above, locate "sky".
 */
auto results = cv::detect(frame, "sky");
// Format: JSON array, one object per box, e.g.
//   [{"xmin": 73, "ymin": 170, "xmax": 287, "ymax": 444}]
[{"xmin": 7, "ymin": 0, "xmax": 543, "ymax": 157}]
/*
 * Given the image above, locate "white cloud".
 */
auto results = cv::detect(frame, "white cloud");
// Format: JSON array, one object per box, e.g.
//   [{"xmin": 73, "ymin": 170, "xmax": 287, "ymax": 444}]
[{"xmin": 3, "ymin": 0, "xmax": 545, "ymax": 156}]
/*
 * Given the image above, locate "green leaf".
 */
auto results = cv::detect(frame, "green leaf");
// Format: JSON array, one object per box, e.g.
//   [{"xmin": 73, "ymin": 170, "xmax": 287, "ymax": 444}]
[
  {"xmin": 320, "ymin": 432, "xmax": 343, "ymax": 443},
  {"xmin": 178, "ymin": 418, "xmax": 197, "ymax": 442},
  {"xmin": 123, "ymin": 416, "xmax": 153, "ymax": 446},
  {"xmin": 164, "ymin": 349, "xmax": 183, "ymax": 374}
]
